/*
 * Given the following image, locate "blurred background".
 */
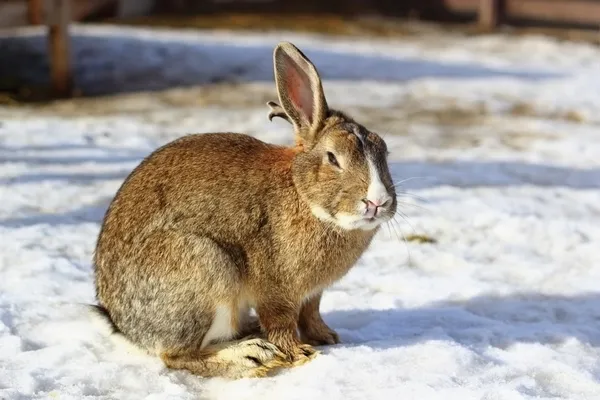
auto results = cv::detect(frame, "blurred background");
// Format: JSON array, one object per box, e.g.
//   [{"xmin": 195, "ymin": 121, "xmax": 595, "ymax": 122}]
[{"xmin": 2, "ymin": 0, "xmax": 600, "ymax": 101}]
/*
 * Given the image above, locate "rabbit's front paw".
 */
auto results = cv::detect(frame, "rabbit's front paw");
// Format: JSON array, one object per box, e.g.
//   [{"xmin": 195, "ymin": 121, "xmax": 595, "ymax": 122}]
[
  {"xmin": 300, "ymin": 323, "xmax": 340, "ymax": 346},
  {"xmin": 269, "ymin": 331, "xmax": 319, "ymax": 366},
  {"xmin": 290, "ymin": 344, "xmax": 319, "ymax": 366},
  {"xmin": 263, "ymin": 322, "xmax": 320, "ymax": 367}
]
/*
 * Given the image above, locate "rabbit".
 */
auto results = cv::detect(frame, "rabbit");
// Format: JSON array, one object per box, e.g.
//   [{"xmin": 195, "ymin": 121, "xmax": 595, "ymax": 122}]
[{"xmin": 92, "ymin": 41, "xmax": 397, "ymax": 379}]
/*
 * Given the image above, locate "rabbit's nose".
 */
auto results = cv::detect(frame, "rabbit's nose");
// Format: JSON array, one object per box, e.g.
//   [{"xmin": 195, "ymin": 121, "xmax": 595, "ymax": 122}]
[{"xmin": 363, "ymin": 199, "xmax": 380, "ymax": 218}]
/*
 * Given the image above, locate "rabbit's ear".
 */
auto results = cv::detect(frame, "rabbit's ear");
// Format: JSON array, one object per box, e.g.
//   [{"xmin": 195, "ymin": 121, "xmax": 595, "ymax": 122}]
[
  {"xmin": 273, "ymin": 42, "xmax": 328, "ymax": 144},
  {"xmin": 266, "ymin": 101, "xmax": 291, "ymax": 123}
]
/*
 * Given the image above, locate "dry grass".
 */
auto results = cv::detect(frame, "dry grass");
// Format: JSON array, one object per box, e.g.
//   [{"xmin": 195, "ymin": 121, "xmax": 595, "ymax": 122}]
[
  {"xmin": 509, "ymin": 102, "xmax": 587, "ymax": 124},
  {"xmin": 405, "ymin": 234, "xmax": 438, "ymax": 244}
]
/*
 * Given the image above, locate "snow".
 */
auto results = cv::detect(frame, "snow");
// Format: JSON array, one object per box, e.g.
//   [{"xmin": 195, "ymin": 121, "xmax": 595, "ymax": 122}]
[{"xmin": 1, "ymin": 24, "xmax": 600, "ymax": 400}]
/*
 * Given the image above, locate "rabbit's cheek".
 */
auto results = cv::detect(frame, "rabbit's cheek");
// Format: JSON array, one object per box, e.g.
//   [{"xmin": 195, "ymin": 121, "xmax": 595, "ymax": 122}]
[{"xmin": 332, "ymin": 211, "xmax": 365, "ymax": 231}]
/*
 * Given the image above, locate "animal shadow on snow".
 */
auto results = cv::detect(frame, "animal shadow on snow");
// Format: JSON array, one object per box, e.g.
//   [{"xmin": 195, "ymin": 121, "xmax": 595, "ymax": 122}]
[
  {"xmin": 324, "ymin": 292, "xmax": 600, "ymax": 352},
  {"xmin": 0, "ymin": 31, "xmax": 562, "ymax": 96}
]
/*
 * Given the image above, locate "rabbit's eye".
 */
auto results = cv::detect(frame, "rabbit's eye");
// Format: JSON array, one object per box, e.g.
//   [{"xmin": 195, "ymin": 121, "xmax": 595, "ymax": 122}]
[{"xmin": 327, "ymin": 152, "xmax": 340, "ymax": 168}]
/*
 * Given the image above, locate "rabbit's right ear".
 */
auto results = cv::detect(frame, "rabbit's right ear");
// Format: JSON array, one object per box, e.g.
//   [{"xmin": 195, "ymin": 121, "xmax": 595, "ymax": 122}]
[{"xmin": 273, "ymin": 42, "xmax": 329, "ymax": 146}]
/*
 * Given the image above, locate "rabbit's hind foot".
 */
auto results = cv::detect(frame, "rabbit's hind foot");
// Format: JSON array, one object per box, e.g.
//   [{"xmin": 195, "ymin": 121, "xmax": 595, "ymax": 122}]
[{"xmin": 161, "ymin": 338, "xmax": 289, "ymax": 379}]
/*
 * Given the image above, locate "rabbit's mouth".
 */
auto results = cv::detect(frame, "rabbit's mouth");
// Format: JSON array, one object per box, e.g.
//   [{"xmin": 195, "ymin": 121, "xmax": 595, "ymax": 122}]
[
  {"xmin": 333, "ymin": 210, "xmax": 393, "ymax": 231},
  {"xmin": 309, "ymin": 202, "xmax": 393, "ymax": 231},
  {"xmin": 356, "ymin": 214, "xmax": 391, "ymax": 231}
]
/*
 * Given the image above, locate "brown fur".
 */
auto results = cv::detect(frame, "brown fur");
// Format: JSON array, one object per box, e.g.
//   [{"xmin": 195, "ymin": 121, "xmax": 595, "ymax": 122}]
[{"xmin": 93, "ymin": 42, "xmax": 396, "ymax": 379}]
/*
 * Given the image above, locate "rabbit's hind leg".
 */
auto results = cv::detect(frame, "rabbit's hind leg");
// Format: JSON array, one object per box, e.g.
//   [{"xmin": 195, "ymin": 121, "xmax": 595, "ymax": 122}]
[
  {"xmin": 96, "ymin": 230, "xmax": 248, "ymax": 356},
  {"xmin": 161, "ymin": 337, "xmax": 289, "ymax": 379}
]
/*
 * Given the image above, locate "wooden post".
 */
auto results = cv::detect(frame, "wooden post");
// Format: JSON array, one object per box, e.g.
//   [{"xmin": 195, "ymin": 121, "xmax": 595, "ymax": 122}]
[
  {"xmin": 48, "ymin": 0, "xmax": 72, "ymax": 98},
  {"xmin": 28, "ymin": 0, "xmax": 43, "ymax": 25},
  {"xmin": 478, "ymin": 0, "xmax": 503, "ymax": 30}
]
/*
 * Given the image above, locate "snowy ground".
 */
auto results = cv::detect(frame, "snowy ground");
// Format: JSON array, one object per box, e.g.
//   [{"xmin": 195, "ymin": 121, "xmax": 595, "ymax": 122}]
[{"xmin": 1, "ymin": 24, "xmax": 600, "ymax": 400}]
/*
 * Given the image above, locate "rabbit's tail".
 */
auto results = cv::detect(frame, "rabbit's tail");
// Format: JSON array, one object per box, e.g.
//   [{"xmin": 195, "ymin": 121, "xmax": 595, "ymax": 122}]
[
  {"xmin": 88, "ymin": 304, "xmax": 151, "ymax": 356},
  {"xmin": 89, "ymin": 304, "xmax": 120, "ymax": 334}
]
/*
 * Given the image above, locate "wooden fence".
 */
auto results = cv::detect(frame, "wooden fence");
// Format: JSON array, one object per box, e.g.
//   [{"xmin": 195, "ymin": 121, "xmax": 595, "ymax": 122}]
[
  {"xmin": 3, "ymin": 0, "xmax": 600, "ymax": 99},
  {"xmin": 155, "ymin": 0, "xmax": 600, "ymax": 29},
  {"xmin": 0, "ymin": 0, "xmax": 117, "ymax": 97},
  {"xmin": 446, "ymin": 0, "xmax": 600, "ymax": 29}
]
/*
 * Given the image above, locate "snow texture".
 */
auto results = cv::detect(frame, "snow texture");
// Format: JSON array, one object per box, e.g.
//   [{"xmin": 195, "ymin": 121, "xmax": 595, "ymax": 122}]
[{"xmin": 1, "ymin": 25, "xmax": 600, "ymax": 400}]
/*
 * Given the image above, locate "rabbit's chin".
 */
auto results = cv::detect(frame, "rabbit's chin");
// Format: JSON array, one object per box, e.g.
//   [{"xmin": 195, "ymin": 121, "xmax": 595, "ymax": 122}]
[
  {"xmin": 336, "ymin": 213, "xmax": 391, "ymax": 231},
  {"xmin": 310, "ymin": 204, "xmax": 390, "ymax": 231}
]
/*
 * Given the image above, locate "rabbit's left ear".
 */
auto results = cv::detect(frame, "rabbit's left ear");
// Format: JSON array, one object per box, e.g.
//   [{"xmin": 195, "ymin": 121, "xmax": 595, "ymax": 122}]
[
  {"xmin": 273, "ymin": 42, "xmax": 329, "ymax": 146},
  {"xmin": 266, "ymin": 101, "xmax": 291, "ymax": 123}
]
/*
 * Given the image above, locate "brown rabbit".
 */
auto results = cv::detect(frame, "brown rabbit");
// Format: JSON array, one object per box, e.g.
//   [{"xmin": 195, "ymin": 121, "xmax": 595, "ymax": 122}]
[{"xmin": 92, "ymin": 41, "xmax": 397, "ymax": 379}]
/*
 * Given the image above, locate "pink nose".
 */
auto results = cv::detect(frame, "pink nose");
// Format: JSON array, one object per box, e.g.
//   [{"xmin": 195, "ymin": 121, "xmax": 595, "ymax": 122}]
[
  {"xmin": 364, "ymin": 200, "xmax": 380, "ymax": 218},
  {"xmin": 367, "ymin": 200, "xmax": 383, "ymax": 207}
]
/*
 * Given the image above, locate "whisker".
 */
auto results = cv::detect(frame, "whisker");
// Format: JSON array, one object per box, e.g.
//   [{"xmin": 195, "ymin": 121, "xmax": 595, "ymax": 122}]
[
  {"xmin": 396, "ymin": 200, "xmax": 430, "ymax": 213},
  {"xmin": 389, "ymin": 218, "xmax": 412, "ymax": 264},
  {"xmin": 396, "ymin": 189, "xmax": 427, "ymax": 197},
  {"xmin": 384, "ymin": 219, "xmax": 394, "ymax": 241},
  {"xmin": 386, "ymin": 218, "xmax": 399, "ymax": 240},
  {"xmin": 394, "ymin": 187, "xmax": 429, "ymax": 203},
  {"xmin": 392, "ymin": 176, "xmax": 432, "ymax": 186},
  {"xmin": 385, "ymin": 219, "xmax": 399, "ymax": 241},
  {"xmin": 386, "ymin": 216, "xmax": 403, "ymax": 242},
  {"xmin": 395, "ymin": 191, "xmax": 430, "ymax": 203},
  {"xmin": 393, "ymin": 211, "xmax": 417, "ymax": 236},
  {"xmin": 394, "ymin": 211, "xmax": 436, "ymax": 246}
]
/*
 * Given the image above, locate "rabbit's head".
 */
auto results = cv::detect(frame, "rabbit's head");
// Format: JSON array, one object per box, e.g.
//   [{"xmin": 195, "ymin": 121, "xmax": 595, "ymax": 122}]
[{"xmin": 271, "ymin": 42, "xmax": 396, "ymax": 231}]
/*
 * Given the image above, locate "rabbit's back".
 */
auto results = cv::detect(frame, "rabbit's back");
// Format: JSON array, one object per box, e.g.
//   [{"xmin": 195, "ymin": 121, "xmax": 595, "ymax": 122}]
[{"xmin": 98, "ymin": 133, "xmax": 295, "ymax": 246}]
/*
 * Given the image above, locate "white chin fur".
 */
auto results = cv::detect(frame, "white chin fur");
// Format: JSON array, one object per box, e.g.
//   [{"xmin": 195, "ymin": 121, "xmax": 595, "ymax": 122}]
[{"xmin": 310, "ymin": 204, "xmax": 386, "ymax": 231}]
